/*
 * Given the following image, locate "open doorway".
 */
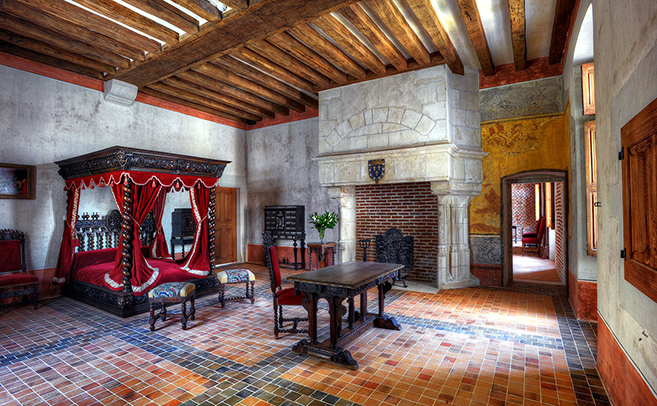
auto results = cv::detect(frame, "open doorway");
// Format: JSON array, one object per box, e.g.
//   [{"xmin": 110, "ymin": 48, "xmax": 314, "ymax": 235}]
[{"xmin": 502, "ymin": 171, "xmax": 567, "ymax": 286}]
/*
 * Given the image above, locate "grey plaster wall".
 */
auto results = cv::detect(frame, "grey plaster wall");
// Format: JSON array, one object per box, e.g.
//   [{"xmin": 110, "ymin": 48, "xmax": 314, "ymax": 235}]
[
  {"xmin": 562, "ymin": 0, "xmax": 597, "ymax": 282},
  {"xmin": 480, "ymin": 76, "xmax": 564, "ymax": 122},
  {"xmin": 0, "ymin": 65, "xmax": 247, "ymax": 270},
  {"xmin": 246, "ymin": 118, "xmax": 337, "ymax": 247},
  {"xmin": 594, "ymin": 0, "xmax": 657, "ymax": 389}
]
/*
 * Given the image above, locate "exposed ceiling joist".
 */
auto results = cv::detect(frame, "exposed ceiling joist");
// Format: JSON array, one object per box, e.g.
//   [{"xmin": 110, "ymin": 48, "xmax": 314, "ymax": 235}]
[
  {"xmin": 508, "ymin": 0, "xmax": 527, "ymax": 71},
  {"xmin": 312, "ymin": 14, "xmax": 386, "ymax": 76},
  {"xmin": 404, "ymin": 0, "xmax": 463, "ymax": 74},
  {"xmin": 230, "ymin": 47, "xmax": 315, "ymax": 93},
  {"xmin": 114, "ymin": 0, "xmax": 360, "ymax": 87},
  {"xmin": 338, "ymin": 4, "xmax": 408, "ymax": 71},
  {"xmin": 549, "ymin": 0, "xmax": 578, "ymax": 65},
  {"xmin": 212, "ymin": 56, "xmax": 318, "ymax": 110},
  {"xmin": 118, "ymin": 0, "xmax": 199, "ymax": 34},
  {"xmin": 268, "ymin": 31, "xmax": 348, "ymax": 85},
  {"xmin": 167, "ymin": 0, "xmax": 223, "ymax": 23},
  {"xmin": 288, "ymin": 23, "xmax": 367, "ymax": 80},
  {"xmin": 456, "ymin": 0, "xmax": 495, "ymax": 75},
  {"xmin": 366, "ymin": 0, "xmax": 430, "ymax": 65},
  {"xmin": 163, "ymin": 75, "xmax": 277, "ymax": 119},
  {"xmin": 220, "ymin": 0, "xmax": 248, "ymax": 11}
]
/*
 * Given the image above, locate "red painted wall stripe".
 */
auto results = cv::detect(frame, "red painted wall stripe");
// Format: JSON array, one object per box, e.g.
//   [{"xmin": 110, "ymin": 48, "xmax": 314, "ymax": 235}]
[{"xmin": 598, "ymin": 317, "xmax": 657, "ymax": 406}]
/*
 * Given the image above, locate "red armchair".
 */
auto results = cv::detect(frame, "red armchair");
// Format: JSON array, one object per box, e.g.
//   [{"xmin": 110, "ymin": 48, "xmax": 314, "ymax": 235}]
[
  {"xmin": 0, "ymin": 229, "xmax": 38, "ymax": 310},
  {"xmin": 522, "ymin": 217, "xmax": 546, "ymax": 256}
]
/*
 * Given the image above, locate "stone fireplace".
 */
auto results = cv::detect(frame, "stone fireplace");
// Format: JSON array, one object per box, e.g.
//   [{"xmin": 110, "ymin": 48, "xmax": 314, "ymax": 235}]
[{"xmin": 315, "ymin": 66, "xmax": 485, "ymax": 289}]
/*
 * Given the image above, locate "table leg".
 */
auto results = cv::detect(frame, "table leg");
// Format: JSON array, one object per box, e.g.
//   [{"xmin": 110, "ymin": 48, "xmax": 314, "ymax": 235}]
[
  {"xmin": 347, "ymin": 297, "xmax": 355, "ymax": 329},
  {"xmin": 373, "ymin": 281, "xmax": 402, "ymax": 331},
  {"xmin": 308, "ymin": 293, "xmax": 318, "ymax": 344}
]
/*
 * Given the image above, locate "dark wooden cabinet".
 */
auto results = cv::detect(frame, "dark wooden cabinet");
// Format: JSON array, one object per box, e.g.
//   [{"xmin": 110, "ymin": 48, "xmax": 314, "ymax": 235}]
[
  {"xmin": 171, "ymin": 208, "xmax": 195, "ymax": 260},
  {"xmin": 264, "ymin": 205, "xmax": 305, "ymax": 269}
]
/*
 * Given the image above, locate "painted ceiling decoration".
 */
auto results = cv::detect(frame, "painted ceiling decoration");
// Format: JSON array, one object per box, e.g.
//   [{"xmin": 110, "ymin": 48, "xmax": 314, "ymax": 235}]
[{"xmin": 0, "ymin": 0, "xmax": 578, "ymax": 124}]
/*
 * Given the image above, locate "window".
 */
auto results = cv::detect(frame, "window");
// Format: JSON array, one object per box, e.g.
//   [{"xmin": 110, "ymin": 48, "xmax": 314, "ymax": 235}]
[
  {"xmin": 622, "ymin": 97, "xmax": 657, "ymax": 302},
  {"xmin": 585, "ymin": 121, "xmax": 597, "ymax": 256},
  {"xmin": 582, "ymin": 63, "xmax": 595, "ymax": 115}
]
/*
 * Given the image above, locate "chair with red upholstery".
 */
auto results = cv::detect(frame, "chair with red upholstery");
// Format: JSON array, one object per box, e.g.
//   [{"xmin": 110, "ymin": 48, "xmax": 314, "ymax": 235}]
[
  {"xmin": 522, "ymin": 217, "xmax": 546, "ymax": 256},
  {"xmin": 263, "ymin": 231, "xmax": 308, "ymax": 338},
  {"xmin": 0, "ymin": 229, "xmax": 38, "ymax": 310}
]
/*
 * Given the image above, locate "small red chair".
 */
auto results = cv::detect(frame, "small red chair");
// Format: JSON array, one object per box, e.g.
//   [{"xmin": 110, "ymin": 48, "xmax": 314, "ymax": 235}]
[
  {"xmin": 263, "ymin": 231, "xmax": 308, "ymax": 338},
  {"xmin": 0, "ymin": 230, "xmax": 38, "ymax": 310},
  {"xmin": 522, "ymin": 217, "xmax": 546, "ymax": 256}
]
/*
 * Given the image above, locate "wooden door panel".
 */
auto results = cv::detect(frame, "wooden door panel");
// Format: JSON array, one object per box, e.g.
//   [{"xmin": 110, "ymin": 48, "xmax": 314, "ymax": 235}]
[{"xmin": 215, "ymin": 187, "xmax": 237, "ymax": 264}]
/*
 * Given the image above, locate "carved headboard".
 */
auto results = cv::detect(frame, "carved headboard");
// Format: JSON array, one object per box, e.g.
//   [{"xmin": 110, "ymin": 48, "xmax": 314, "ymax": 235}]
[{"xmin": 75, "ymin": 210, "xmax": 156, "ymax": 252}]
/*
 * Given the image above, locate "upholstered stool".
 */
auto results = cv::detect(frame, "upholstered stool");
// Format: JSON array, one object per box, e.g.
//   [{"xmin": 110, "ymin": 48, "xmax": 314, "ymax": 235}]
[
  {"xmin": 215, "ymin": 268, "xmax": 255, "ymax": 307},
  {"xmin": 148, "ymin": 282, "xmax": 196, "ymax": 331}
]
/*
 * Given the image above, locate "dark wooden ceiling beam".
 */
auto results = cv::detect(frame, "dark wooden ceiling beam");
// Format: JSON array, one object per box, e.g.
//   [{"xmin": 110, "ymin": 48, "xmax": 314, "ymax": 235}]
[
  {"xmin": 0, "ymin": 29, "xmax": 116, "ymax": 74},
  {"xmin": 288, "ymin": 23, "xmax": 367, "ymax": 80},
  {"xmin": 163, "ymin": 76, "xmax": 276, "ymax": 119},
  {"xmin": 230, "ymin": 48, "xmax": 316, "ymax": 93},
  {"xmin": 147, "ymin": 82, "xmax": 262, "ymax": 121},
  {"xmin": 220, "ymin": 0, "xmax": 248, "ymax": 11},
  {"xmin": 0, "ymin": 13, "xmax": 130, "ymax": 69},
  {"xmin": 268, "ymin": 32, "xmax": 348, "ymax": 84},
  {"xmin": 118, "ymin": 0, "xmax": 199, "ymax": 34},
  {"xmin": 0, "ymin": 41, "xmax": 104, "ymax": 79},
  {"xmin": 322, "ymin": 52, "xmax": 445, "ymax": 91},
  {"xmin": 167, "ymin": 0, "xmax": 223, "ymax": 23},
  {"xmin": 181, "ymin": 67, "xmax": 291, "ymax": 115},
  {"xmin": 247, "ymin": 40, "xmax": 330, "ymax": 88},
  {"xmin": 72, "ymin": 0, "xmax": 179, "ymax": 44},
  {"xmin": 2, "ymin": 0, "xmax": 143, "ymax": 61},
  {"xmin": 338, "ymin": 4, "xmax": 408, "ymax": 71},
  {"xmin": 115, "ymin": 0, "xmax": 359, "ymax": 87},
  {"xmin": 404, "ymin": 0, "xmax": 463, "ymax": 74},
  {"xmin": 366, "ymin": 0, "xmax": 430, "ymax": 65},
  {"xmin": 140, "ymin": 87, "xmax": 247, "ymax": 123},
  {"xmin": 508, "ymin": 0, "xmax": 527, "ymax": 71},
  {"xmin": 549, "ymin": 0, "xmax": 577, "ymax": 65},
  {"xmin": 312, "ymin": 14, "xmax": 386, "ymax": 76},
  {"xmin": 11, "ymin": 0, "xmax": 160, "ymax": 54},
  {"xmin": 213, "ymin": 56, "xmax": 318, "ymax": 110},
  {"xmin": 196, "ymin": 62, "xmax": 301, "ymax": 113},
  {"xmin": 456, "ymin": 0, "xmax": 495, "ymax": 75}
]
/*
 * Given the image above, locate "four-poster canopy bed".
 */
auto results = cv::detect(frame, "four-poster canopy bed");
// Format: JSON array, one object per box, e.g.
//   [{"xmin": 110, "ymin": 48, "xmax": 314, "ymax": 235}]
[{"xmin": 54, "ymin": 146, "xmax": 230, "ymax": 317}]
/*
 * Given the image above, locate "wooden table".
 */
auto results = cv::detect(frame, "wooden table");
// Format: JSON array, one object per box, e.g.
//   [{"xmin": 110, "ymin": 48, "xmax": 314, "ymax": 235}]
[
  {"xmin": 306, "ymin": 242, "xmax": 336, "ymax": 270},
  {"xmin": 287, "ymin": 261, "xmax": 403, "ymax": 369}
]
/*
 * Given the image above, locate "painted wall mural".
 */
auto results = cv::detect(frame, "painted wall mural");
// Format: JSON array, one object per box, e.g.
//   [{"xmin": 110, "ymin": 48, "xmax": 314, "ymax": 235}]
[{"xmin": 469, "ymin": 113, "xmax": 569, "ymax": 235}]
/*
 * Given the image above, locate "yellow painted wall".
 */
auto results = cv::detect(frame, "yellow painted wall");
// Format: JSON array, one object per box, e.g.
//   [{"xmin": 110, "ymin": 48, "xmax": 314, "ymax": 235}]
[{"xmin": 470, "ymin": 112, "xmax": 570, "ymax": 234}]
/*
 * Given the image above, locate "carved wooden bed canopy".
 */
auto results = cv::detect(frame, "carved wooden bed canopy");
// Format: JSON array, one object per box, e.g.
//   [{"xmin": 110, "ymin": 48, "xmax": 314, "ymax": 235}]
[{"xmin": 54, "ymin": 146, "xmax": 230, "ymax": 316}]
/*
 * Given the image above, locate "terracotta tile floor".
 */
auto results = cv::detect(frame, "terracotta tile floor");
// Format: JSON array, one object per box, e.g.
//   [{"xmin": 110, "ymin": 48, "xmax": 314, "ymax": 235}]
[
  {"xmin": 0, "ymin": 264, "xmax": 609, "ymax": 405},
  {"xmin": 513, "ymin": 255, "xmax": 563, "ymax": 285}
]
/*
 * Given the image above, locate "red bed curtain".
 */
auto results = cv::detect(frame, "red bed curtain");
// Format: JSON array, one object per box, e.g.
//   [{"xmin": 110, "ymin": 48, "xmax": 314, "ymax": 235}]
[
  {"xmin": 53, "ymin": 188, "xmax": 80, "ymax": 283},
  {"xmin": 105, "ymin": 177, "xmax": 163, "ymax": 293},
  {"xmin": 150, "ymin": 186, "xmax": 171, "ymax": 260},
  {"xmin": 181, "ymin": 183, "xmax": 212, "ymax": 276}
]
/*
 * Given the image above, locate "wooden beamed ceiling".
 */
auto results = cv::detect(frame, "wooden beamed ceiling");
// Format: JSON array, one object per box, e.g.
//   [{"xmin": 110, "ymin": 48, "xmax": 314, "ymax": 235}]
[{"xmin": 0, "ymin": 0, "xmax": 580, "ymax": 124}]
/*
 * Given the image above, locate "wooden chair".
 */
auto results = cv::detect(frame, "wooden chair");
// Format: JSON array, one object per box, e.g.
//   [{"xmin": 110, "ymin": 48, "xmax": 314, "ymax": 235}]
[
  {"xmin": 0, "ymin": 230, "xmax": 38, "ymax": 311},
  {"xmin": 263, "ymin": 231, "xmax": 308, "ymax": 338},
  {"xmin": 522, "ymin": 217, "xmax": 547, "ymax": 256}
]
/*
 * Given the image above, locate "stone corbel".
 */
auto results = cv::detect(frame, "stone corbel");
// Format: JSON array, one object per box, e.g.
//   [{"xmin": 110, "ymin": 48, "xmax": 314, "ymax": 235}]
[
  {"xmin": 103, "ymin": 79, "xmax": 138, "ymax": 107},
  {"xmin": 327, "ymin": 186, "xmax": 356, "ymax": 263}
]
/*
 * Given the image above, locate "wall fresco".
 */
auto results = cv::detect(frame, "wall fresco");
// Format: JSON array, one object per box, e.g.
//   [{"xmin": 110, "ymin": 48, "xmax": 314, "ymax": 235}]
[{"xmin": 469, "ymin": 113, "xmax": 569, "ymax": 235}]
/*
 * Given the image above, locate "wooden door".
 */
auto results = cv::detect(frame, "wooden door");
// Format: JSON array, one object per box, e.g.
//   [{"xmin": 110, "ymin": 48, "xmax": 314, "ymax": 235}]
[
  {"xmin": 215, "ymin": 187, "xmax": 237, "ymax": 264},
  {"xmin": 622, "ymin": 98, "xmax": 657, "ymax": 302}
]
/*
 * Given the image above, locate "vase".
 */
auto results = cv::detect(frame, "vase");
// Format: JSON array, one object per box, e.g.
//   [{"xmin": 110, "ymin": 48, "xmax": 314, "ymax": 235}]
[{"xmin": 317, "ymin": 228, "xmax": 326, "ymax": 244}]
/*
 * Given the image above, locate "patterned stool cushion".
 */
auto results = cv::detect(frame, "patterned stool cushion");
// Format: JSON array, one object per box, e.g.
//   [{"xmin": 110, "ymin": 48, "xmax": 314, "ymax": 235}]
[
  {"xmin": 148, "ymin": 282, "xmax": 195, "ymax": 299},
  {"xmin": 216, "ymin": 269, "xmax": 256, "ymax": 284}
]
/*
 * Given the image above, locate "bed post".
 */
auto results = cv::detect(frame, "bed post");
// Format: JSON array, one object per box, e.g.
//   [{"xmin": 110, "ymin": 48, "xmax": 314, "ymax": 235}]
[
  {"xmin": 120, "ymin": 177, "xmax": 133, "ymax": 293},
  {"xmin": 208, "ymin": 187, "xmax": 216, "ymax": 272}
]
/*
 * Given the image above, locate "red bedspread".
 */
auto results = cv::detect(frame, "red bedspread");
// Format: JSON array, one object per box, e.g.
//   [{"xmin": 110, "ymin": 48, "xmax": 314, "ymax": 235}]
[{"xmin": 70, "ymin": 248, "xmax": 200, "ymax": 296}]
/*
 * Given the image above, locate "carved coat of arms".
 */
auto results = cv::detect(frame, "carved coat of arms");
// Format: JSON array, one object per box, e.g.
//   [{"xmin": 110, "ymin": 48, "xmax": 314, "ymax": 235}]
[{"xmin": 368, "ymin": 159, "xmax": 385, "ymax": 182}]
